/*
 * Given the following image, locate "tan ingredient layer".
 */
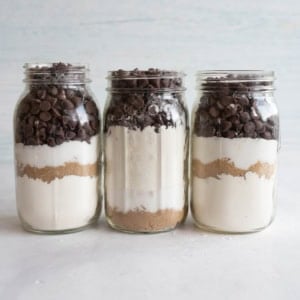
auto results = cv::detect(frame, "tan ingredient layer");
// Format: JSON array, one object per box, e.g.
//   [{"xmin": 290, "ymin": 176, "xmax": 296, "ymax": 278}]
[
  {"xmin": 17, "ymin": 162, "xmax": 99, "ymax": 183},
  {"xmin": 192, "ymin": 158, "xmax": 275, "ymax": 180},
  {"xmin": 106, "ymin": 206, "xmax": 185, "ymax": 232}
]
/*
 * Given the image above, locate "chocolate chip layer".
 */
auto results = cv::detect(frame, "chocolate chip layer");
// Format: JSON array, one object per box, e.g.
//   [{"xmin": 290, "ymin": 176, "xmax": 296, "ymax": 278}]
[
  {"xmin": 193, "ymin": 75, "xmax": 278, "ymax": 140},
  {"xmin": 105, "ymin": 69, "xmax": 187, "ymax": 133},
  {"xmin": 110, "ymin": 68, "xmax": 183, "ymax": 90},
  {"xmin": 15, "ymin": 63, "xmax": 100, "ymax": 146}
]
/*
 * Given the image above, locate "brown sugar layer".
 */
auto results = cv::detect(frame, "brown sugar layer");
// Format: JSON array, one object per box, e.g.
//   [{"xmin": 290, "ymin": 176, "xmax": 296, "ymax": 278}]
[
  {"xmin": 192, "ymin": 158, "xmax": 275, "ymax": 180},
  {"xmin": 106, "ymin": 206, "xmax": 185, "ymax": 232},
  {"xmin": 17, "ymin": 161, "xmax": 99, "ymax": 184}
]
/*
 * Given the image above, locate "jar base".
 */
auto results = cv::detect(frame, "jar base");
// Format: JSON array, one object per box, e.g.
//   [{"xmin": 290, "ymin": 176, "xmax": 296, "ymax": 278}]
[
  {"xmin": 106, "ymin": 217, "xmax": 179, "ymax": 234},
  {"xmin": 20, "ymin": 220, "xmax": 98, "ymax": 235},
  {"xmin": 193, "ymin": 217, "xmax": 274, "ymax": 234}
]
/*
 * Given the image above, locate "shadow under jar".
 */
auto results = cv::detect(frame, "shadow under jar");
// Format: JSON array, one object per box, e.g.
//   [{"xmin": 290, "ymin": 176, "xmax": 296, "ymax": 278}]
[
  {"xmin": 104, "ymin": 69, "xmax": 189, "ymax": 233},
  {"xmin": 14, "ymin": 63, "xmax": 101, "ymax": 234},
  {"xmin": 191, "ymin": 70, "xmax": 279, "ymax": 233}
]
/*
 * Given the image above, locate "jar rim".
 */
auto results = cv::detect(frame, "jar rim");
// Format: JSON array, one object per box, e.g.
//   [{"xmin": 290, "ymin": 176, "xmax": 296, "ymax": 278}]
[
  {"xmin": 196, "ymin": 70, "xmax": 275, "ymax": 82},
  {"xmin": 23, "ymin": 62, "xmax": 89, "ymax": 70},
  {"xmin": 23, "ymin": 62, "xmax": 91, "ymax": 84},
  {"xmin": 106, "ymin": 69, "xmax": 186, "ymax": 92},
  {"xmin": 107, "ymin": 69, "xmax": 186, "ymax": 80}
]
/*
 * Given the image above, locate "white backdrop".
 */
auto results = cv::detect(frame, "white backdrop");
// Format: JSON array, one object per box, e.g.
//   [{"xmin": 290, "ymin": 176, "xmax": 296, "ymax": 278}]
[{"xmin": 1, "ymin": 1, "xmax": 300, "ymax": 299}]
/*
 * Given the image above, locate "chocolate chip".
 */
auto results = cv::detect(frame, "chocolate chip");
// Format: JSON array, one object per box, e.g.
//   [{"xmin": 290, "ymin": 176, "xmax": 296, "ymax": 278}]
[
  {"xmin": 209, "ymin": 106, "xmax": 220, "ymax": 118},
  {"xmin": 254, "ymin": 120, "xmax": 265, "ymax": 133},
  {"xmin": 51, "ymin": 107, "xmax": 61, "ymax": 118},
  {"xmin": 221, "ymin": 120, "xmax": 232, "ymax": 132},
  {"xmin": 62, "ymin": 99, "xmax": 75, "ymax": 110},
  {"xmin": 66, "ymin": 131, "xmax": 76, "ymax": 140},
  {"xmin": 66, "ymin": 89, "xmax": 75, "ymax": 99},
  {"xmin": 27, "ymin": 137, "xmax": 38, "ymax": 145},
  {"xmin": 24, "ymin": 124, "xmax": 34, "ymax": 137},
  {"xmin": 47, "ymin": 96, "xmax": 57, "ymax": 106},
  {"xmin": 20, "ymin": 103, "xmax": 30, "ymax": 114},
  {"xmin": 40, "ymin": 101, "xmax": 51, "ymax": 112},
  {"xmin": 90, "ymin": 120, "xmax": 99, "ymax": 131},
  {"xmin": 38, "ymin": 128, "xmax": 47, "ymax": 142},
  {"xmin": 244, "ymin": 121, "xmax": 255, "ymax": 134},
  {"xmin": 224, "ymin": 130, "xmax": 236, "ymax": 138},
  {"xmin": 47, "ymin": 137, "xmax": 56, "ymax": 147},
  {"xmin": 83, "ymin": 123, "xmax": 93, "ymax": 135},
  {"xmin": 78, "ymin": 128, "xmax": 87, "ymax": 140},
  {"xmin": 262, "ymin": 131, "xmax": 272, "ymax": 139},
  {"xmin": 199, "ymin": 109, "xmax": 210, "ymax": 122},
  {"xmin": 71, "ymin": 96, "xmax": 82, "ymax": 107},
  {"xmin": 27, "ymin": 116, "xmax": 36, "ymax": 126},
  {"xmin": 50, "ymin": 86, "xmax": 58, "ymax": 96},
  {"xmin": 237, "ymin": 83, "xmax": 248, "ymax": 92},
  {"xmin": 203, "ymin": 126, "xmax": 216, "ymax": 136},
  {"xmin": 37, "ymin": 89, "xmax": 47, "ymax": 100},
  {"xmin": 240, "ymin": 112, "xmax": 251, "ymax": 123},
  {"xmin": 137, "ymin": 79, "xmax": 149, "ymax": 88},
  {"xmin": 267, "ymin": 117, "xmax": 275, "ymax": 126},
  {"xmin": 216, "ymin": 101, "xmax": 224, "ymax": 110},
  {"xmin": 161, "ymin": 78, "xmax": 170, "ymax": 88},
  {"xmin": 55, "ymin": 127, "xmax": 64, "ymax": 138},
  {"xmin": 85, "ymin": 101, "xmax": 96, "ymax": 114},
  {"xmin": 236, "ymin": 94, "xmax": 249, "ymax": 106},
  {"xmin": 218, "ymin": 87, "xmax": 229, "ymax": 97},
  {"xmin": 68, "ymin": 120, "xmax": 78, "ymax": 130},
  {"xmin": 30, "ymin": 103, "xmax": 40, "ymax": 115},
  {"xmin": 57, "ymin": 90, "xmax": 66, "ymax": 101},
  {"xmin": 55, "ymin": 137, "xmax": 64, "ymax": 145},
  {"xmin": 39, "ymin": 111, "xmax": 52, "ymax": 122},
  {"xmin": 221, "ymin": 96, "xmax": 232, "ymax": 106},
  {"xmin": 149, "ymin": 79, "xmax": 160, "ymax": 88}
]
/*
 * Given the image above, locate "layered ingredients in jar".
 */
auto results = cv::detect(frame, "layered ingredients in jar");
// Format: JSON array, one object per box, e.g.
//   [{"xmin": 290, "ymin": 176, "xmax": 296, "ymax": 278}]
[
  {"xmin": 14, "ymin": 63, "xmax": 101, "ymax": 232},
  {"xmin": 104, "ymin": 69, "xmax": 188, "ymax": 232},
  {"xmin": 192, "ymin": 71, "xmax": 279, "ymax": 233}
]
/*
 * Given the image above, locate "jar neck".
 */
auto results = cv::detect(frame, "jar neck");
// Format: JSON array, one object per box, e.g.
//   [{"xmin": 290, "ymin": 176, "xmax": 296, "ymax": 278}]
[
  {"xmin": 197, "ymin": 70, "xmax": 275, "ymax": 93},
  {"xmin": 106, "ymin": 69, "xmax": 186, "ymax": 92},
  {"xmin": 23, "ymin": 63, "xmax": 91, "ymax": 85}
]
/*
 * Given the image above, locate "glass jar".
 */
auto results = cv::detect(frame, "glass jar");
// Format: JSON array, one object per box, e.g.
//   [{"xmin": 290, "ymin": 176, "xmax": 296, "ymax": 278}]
[
  {"xmin": 191, "ymin": 70, "xmax": 279, "ymax": 233},
  {"xmin": 104, "ymin": 68, "xmax": 189, "ymax": 233},
  {"xmin": 14, "ymin": 63, "xmax": 101, "ymax": 233}
]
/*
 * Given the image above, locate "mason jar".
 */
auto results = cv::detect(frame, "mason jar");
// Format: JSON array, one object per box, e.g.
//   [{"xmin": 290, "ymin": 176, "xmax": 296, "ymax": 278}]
[
  {"xmin": 104, "ymin": 68, "xmax": 189, "ymax": 233},
  {"xmin": 191, "ymin": 70, "xmax": 279, "ymax": 233},
  {"xmin": 14, "ymin": 63, "xmax": 101, "ymax": 233}
]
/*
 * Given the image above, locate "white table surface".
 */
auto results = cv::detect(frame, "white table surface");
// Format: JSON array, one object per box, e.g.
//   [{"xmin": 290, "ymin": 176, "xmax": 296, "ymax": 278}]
[{"xmin": 1, "ymin": 1, "xmax": 300, "ymax": 299}]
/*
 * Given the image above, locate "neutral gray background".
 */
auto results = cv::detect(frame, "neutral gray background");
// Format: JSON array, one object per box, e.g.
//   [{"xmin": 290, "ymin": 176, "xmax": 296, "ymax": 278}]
[{"xmin": 1, "ymin": 1, "xmax": 299, "ymax": 299}]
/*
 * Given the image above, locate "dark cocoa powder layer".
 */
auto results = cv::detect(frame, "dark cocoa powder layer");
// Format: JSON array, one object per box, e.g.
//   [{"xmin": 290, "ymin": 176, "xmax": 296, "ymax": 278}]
[
  {"xmin": 192, "ymin": 159, "xmax": 275, "ymax": 180},
  {"xmin": 15, "ymin": 63, "xmax": 100, "ymax": 146},
  {"xmin": 17, "ymin": 162, "xmax": 99, "ymax": 183},
  {"xmin": 106, "ymin": 206, "xmax": 185, "ymax": 232},
  {"xmin": 194, "ymin": 74, "xmax": 278, "ymax": 139}
]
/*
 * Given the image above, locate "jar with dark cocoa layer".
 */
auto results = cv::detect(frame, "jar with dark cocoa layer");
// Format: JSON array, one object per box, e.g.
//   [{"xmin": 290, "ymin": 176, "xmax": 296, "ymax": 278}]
[
  {"xmin": 14, "ymin": 63, "xmax": 101, "ymax": 233},
  {"xmin": 191, "ymin": 70, "xmax": 279, "ymax": 233},
  {"xmin": 104, "ymin": 68, "xmax": 189, "ymax": 233}
]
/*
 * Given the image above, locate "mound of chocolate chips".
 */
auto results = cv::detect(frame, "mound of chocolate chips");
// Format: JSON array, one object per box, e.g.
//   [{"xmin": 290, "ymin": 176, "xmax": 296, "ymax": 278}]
[
  {"xmin": 15, "ymin": 64, "xmax": 100, "ymax": 146},
  {"xmin": 194, "ymin": 76, "xmax": 278, "ymax": 140},
  {"xmin": 26, "ymin": 62, "xmax": 87, "ymax": 84},
  {"xmin": 105, "ymin": 69, "xmax": 187, "ymax": 133},
  {"xmin": 110, "ymin": 68, "xmax": 184, "ymax": 90}
]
